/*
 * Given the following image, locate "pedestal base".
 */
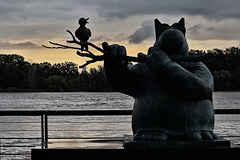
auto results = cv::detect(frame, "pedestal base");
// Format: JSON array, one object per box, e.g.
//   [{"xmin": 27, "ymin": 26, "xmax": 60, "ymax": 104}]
[{"xmin": 123, "ymin": 135, "xmax": 231, "ymax": 150}]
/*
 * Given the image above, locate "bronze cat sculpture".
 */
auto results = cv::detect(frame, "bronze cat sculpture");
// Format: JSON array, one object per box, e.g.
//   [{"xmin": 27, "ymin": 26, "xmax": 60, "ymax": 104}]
[{"xmin": 103, "ymin": 18, "xmax": 217, "ymax": 142}]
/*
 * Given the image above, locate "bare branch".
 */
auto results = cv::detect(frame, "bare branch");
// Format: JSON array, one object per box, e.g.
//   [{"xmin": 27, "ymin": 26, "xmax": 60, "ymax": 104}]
[
  {"xmin": 66, "ymin": 30, "xmax": 77, "ymax": 42},
  {"xmin": 49, "ymin": 41, "xmax": 82, "ymax": 50},
  {"xmin": 43, "ymin": 40, "xmax": 97, "ymax": 59},
  {"xmin": 43, "ymin": 29, "xmax": 205, "ymax": 69},
  {"xmin": 76, "ymin": 51, "xmax": 98, "ymax": 59},
  {"xmin": 66, "ymin": 30, "xmax": 82, "ymax": 46},
  {"xmin": 87, "ymin": 42, "xmax": 104, "ymax": 53},
  {"xmin": 42, "ymin": 41, "xmax": 82, "ymax": 50},
  {"xmin": 86, "ymin": 50, "xmax": 95, "ymax": 57},
  {"xmin": 76, "ymin": 50, "xmax": 104, "ymax": 68}
]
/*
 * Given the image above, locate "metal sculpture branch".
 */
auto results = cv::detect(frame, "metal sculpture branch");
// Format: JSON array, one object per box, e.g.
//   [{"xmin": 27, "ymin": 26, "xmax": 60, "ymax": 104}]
[
  {"xmin": 42, "ymin": 30, "xmax": 143, "ymax": 68},
  {"xmin": 43, "ymin": 30, "xmax": 205, "ymax": 68}
]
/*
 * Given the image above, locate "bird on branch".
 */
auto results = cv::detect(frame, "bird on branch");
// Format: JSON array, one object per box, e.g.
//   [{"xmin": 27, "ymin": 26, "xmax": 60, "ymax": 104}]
[
  {"xmin": 43, "ymin": 18, "xmax": 206, "ymax": 69},
  {"xmin": 75, "ymin": 17, "xmax": 91, "ymax": 51}
]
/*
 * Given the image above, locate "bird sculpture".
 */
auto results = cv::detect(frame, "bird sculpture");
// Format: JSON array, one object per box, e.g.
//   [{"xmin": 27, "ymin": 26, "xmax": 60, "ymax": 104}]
[{"xmin": 75, "ymin": 17, "xmax": 91, "ymax": 51}]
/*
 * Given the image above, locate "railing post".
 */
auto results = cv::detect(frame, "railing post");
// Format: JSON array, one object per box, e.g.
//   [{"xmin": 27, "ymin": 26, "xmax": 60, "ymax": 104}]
[
  {"xmin": 41, "ymin": 114, "xmax": 44, "ymax": 149},
  {"xmin": 44, "ymin": 114, "xmax": 48, "ymax": 149}
]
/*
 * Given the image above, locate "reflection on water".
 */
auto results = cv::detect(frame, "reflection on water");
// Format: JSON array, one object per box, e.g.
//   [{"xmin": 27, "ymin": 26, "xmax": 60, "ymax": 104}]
[{"xmin": 0, "ymin": 92, "xmax": 240, "ymax": 159}]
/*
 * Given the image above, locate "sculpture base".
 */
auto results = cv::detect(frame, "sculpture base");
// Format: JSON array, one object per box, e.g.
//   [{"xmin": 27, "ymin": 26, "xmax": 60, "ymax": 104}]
[{"xmin": 123, "ymin": 135, "xmax": 231, "ymax": 150}]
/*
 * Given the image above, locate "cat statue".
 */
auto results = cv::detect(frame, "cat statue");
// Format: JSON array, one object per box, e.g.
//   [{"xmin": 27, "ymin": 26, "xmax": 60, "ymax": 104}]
[{"xmin": 103, "ymin": 18, "xmax": 217, "ymax": 142}]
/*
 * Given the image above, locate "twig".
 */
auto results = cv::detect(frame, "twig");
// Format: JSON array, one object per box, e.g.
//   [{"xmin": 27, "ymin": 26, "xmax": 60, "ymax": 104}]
[
  {"xmin": 76, "ymin": 51, "xmax": 103, "ymax": 59},
  {"xmin": 42, "ymin": 41, "xmax": 82, "ymax": 50},
  {"xmin": 85, "ymin": 50, "xmax": 95, "ymax": 57},
  {"xmin": 66, "ymin": 30, "xmax": 82, "ymax": 46},
  {"xmin": 87, "ymin": 42, "xmax": 104, "ymax": 53},
  {"xmin": 78, "ymin": 56, "xmax": 104, "ymax": 68}
]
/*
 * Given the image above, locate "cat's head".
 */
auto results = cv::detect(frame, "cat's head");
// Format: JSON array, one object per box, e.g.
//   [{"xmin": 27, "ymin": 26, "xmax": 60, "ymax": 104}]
[
  {"xmin": 154, "ymin": 18, "xmax": 188, "ymax": 56},
  {"xmin": 154, "ymin": 18, "xmax": 186, "ymax": 40}
]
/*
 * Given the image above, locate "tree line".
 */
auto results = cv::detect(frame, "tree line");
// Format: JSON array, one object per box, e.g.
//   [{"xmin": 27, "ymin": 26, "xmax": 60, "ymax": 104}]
[
  {"xmin": 189, "ymin": 47, "xmax": 240, "ymax": 91},
  {"xmin": 0, "ymin": 55, "xmax": 112, "ymax": 92},
  {"xmin": 0, "ymin": 46, "xmax": 240, "ymax": 92}
]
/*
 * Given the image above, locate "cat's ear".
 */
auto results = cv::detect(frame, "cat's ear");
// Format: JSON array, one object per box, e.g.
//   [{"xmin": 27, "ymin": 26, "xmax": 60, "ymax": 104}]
[
  {"xmin": 178, "ymin": 18, "xmax": 185, "ymax": 27},
  {"xmin": 154, "ymin": 18, "xmax": 161, "ymax": 41},
  {"xmin": 177, "ymin": 18, "xmax": 186, "ymax": 36},
  {"xmin": 154, "ymin": 18, "xmax": 170, "ymax": 41},
  {"xmin": 171, "ymin": 18, "xmax": 186, "ymax": 36}
]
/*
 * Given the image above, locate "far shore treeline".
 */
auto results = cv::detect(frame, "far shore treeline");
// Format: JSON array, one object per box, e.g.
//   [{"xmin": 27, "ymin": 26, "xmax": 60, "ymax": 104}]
[{"xmin": 1, "ymin": 46, "xmax": 240, "ymax": 92}]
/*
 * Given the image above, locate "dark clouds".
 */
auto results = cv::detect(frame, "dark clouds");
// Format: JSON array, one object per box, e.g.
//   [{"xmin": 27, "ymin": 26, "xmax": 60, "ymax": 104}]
[
  {"xmin": 0, "ymin": 41, "xmax": 40, "ymax": 50},
  {"xmin": 1, "ymin": 0, "xmax": 240, "ymax": 23},
  {"xmin": 94, "ymin": 0, "xmax": 240, "ymax": 20},
  {"xmin": 188, "ymin": 20, "xmax": 240, "ymax": 40},
  {"xmin": 0, "ymin": 0, "xmax": 240, "ymax": 45},
  {"xmin": 128, "ymin": 21, "xmax": 154, "ymax": 44},
  {"xmin": 0, "ymin": 22, "xmax": 68, "ymax": 40},
  {"xmin": 0, "ymin": 0, "xmax": 83, "ymax": 21}
]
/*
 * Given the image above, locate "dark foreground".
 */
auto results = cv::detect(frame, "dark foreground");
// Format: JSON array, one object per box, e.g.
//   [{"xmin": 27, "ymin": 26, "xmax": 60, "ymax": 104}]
[{"xmin": 32, "ymin": 147, "xmax": 240, "ymax": 159}]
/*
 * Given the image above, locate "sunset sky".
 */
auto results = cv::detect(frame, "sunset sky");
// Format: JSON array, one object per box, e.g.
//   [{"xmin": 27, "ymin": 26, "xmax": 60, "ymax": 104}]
[{"xmin": 0, "ymin": 0, "xmax": 240, "ymax": 68}]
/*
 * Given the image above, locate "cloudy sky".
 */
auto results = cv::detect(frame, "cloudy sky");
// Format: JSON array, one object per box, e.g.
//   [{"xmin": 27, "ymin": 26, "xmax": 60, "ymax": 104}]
[{"xmin": 0, "ymin": 0, "xmax": 240, "ymax": 67}]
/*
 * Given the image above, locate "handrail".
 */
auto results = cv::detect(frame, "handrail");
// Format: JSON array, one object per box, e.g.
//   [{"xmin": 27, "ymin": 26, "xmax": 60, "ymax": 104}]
[
  {"xmin": 214, "ymin": 109, "xmax": 240, "ymax": 114},
  {"xmin": 0, "ymin": 110, "xmax": 133, "ymax": 116},
  {"xmin": 0, "ymin": 110, "xmax": 133, "ymax": 151},
  {"xmin": 0, "ymin": 109, "xmax": 240, "ymax": 116}
]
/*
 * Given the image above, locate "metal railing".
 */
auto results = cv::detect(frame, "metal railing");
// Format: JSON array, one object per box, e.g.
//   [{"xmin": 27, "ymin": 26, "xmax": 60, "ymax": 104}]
[
  {"xmin": 0, "ymin": 109, "xmax": 240, "ymax": 159},
  {"xmin": 0, "ymin": 110, "xmax": 132, "ymax": 149}
]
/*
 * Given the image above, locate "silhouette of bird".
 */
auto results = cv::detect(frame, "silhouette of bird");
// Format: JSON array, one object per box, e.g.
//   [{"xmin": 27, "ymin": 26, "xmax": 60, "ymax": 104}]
[{"xmin": 75, "ymin": 17, "xmax": 91, "ymax": 51}]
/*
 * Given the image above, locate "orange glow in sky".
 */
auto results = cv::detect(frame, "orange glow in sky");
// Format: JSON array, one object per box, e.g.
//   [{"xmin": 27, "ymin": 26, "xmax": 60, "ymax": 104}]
[{"xmin": 1, "ymin": 39, "xmax": 239, "ymax": 69}]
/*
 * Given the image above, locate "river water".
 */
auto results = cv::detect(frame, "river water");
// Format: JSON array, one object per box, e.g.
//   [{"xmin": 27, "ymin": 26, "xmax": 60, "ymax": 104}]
[{"xmin": 0, "ymin": 92, "xmax": 240, "ymax": 159}]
